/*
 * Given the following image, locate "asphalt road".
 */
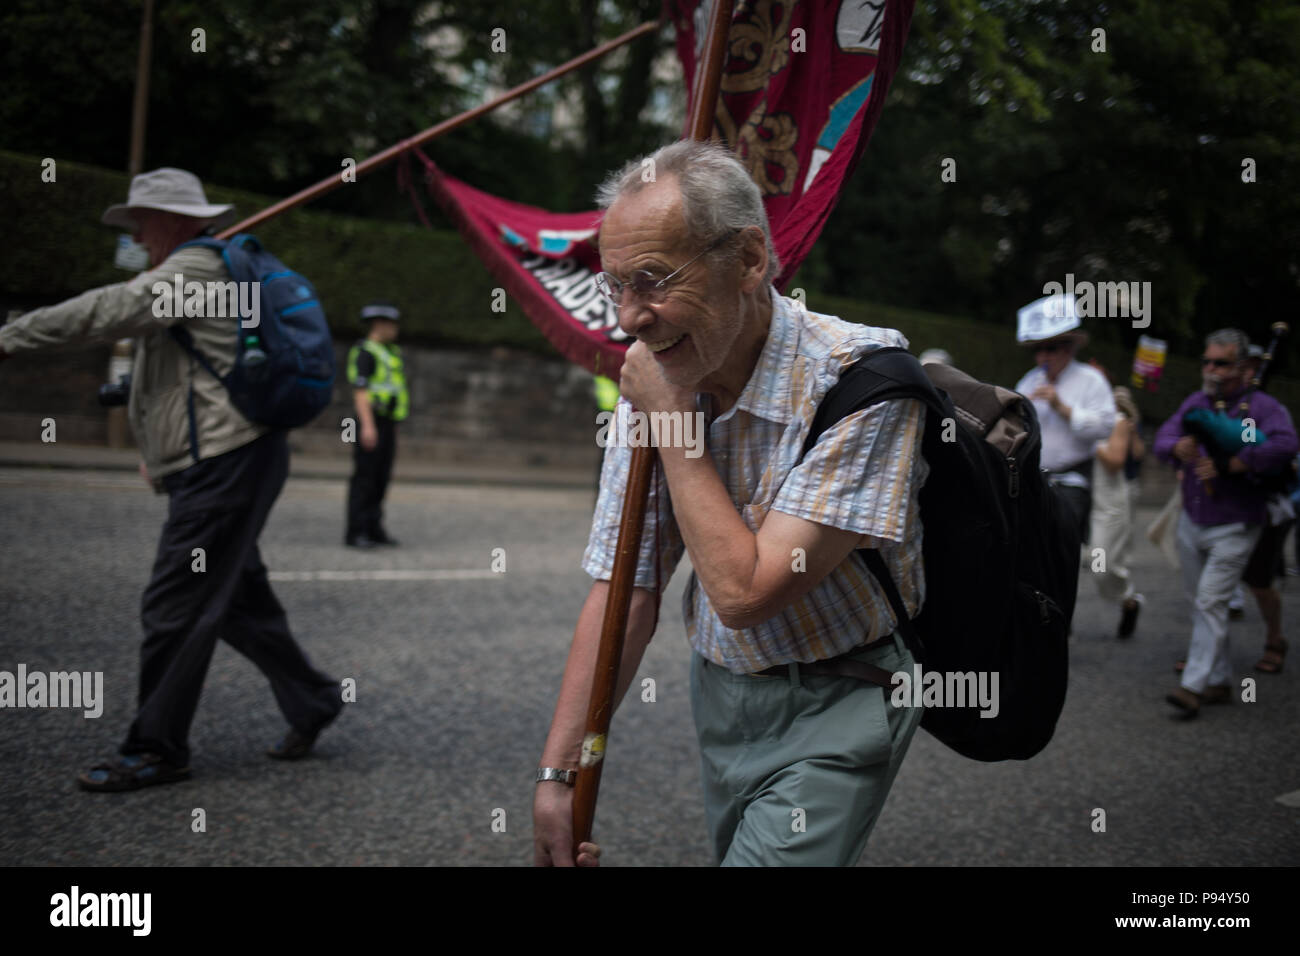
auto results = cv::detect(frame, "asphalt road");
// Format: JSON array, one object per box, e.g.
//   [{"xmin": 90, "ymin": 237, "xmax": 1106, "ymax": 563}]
[{"xmin": 0, "ymin": 467, "xmax": 1296, "ymax": 866}]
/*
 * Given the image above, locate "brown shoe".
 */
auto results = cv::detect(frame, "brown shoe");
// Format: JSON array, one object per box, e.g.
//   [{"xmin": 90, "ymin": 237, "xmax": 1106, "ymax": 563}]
[
  {"xmin": 1201, "ymin": 685, "xmax": 1232, "ymax": 705},
  {"xmin": 1165, "ymin": 687, "xmax": 1201, "ymax": 718}
]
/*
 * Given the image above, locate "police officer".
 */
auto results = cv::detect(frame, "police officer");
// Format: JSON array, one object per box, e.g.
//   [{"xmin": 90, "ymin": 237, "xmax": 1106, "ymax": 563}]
[{"xmin": 345, "ymin": 302, "xmax": 408, "ymax": 548}]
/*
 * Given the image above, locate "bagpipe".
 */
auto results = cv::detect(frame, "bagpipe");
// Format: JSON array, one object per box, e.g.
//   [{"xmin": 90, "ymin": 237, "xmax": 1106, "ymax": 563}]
[{"xmin": 1182, "ymin": 322, "xmax": 1292, "ymax": 493}]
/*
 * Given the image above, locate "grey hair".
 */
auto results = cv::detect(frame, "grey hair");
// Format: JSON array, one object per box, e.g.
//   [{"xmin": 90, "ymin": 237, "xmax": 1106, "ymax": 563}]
[
  {"xmin": 595, "ymin": 140, "xmax": 781, "ymax": 283},
  {"xmin": 1205, "ymin": 328, "xmax": 1250, "ymax": 362}
]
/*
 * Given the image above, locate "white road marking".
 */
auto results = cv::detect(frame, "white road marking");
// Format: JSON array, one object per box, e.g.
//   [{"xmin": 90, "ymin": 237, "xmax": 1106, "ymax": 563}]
[
  {"xmin": 269, "ymin": 569, "xmax": 503, "ymax": 582},
  {"xmin": 1275, "ymin": 789, "xmax": 1300, "ymax": 808}
]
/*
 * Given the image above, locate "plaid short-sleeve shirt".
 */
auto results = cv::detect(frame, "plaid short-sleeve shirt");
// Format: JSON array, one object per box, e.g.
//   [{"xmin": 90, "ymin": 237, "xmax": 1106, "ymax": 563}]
[{"xmin": 582, "ymin": 290, "xmax": 927, "ymax": 673}]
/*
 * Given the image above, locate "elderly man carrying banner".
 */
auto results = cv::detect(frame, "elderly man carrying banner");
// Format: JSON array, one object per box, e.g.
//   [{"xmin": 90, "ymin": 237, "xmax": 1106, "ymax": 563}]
[{"xmin": 532, "ymin": 141, "xmax": 928, "ymax": 867}]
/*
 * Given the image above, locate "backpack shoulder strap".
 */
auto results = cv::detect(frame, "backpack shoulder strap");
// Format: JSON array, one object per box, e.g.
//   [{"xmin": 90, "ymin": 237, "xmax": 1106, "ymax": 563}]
[
  {"xmin": 175, "ymin": 235, "xmax": 252, "ymax": 284},
  {"xmin": 165, "ymin": 237, "xmax": 229, "ymax": 380},
  {"xmin": 800, "ymin": 346, "xmax": 944, "ymax": 652},
  {"xmin": 168, "ymin": 324, "xmax": 224, "ymax": 382},
  {"xmin": 801, "ymin": 346, "xmax": 946, "ymax": 457},
  {"xmin": 173, "ymin": 236, "xmax": 231, "ymax": 275},
  {"xmin": 174, "ymin": 236, "xmax": 227, "ymax": 254}
]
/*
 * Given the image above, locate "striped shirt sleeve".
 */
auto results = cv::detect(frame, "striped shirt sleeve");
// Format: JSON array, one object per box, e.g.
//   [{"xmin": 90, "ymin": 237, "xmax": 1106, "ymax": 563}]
[{"xmin": 770, "ymin": 397, "xmax": 925, "ymax": 542}]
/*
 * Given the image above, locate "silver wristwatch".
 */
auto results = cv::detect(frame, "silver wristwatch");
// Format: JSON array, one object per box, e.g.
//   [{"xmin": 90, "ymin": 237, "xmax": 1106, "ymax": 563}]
[{"xmin": 535, "ymin": 767, "xmax": 577, "ymax": 785}]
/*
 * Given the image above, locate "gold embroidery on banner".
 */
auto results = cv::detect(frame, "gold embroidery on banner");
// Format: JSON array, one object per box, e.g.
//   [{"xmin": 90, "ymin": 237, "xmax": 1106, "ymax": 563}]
[
  {"xmin": 712, "ymin": 0, "xmax": 802, "ymax": 197},
  {"xmin": 722, "ymin": 0, "xmax": 795, "ymax": 93}
]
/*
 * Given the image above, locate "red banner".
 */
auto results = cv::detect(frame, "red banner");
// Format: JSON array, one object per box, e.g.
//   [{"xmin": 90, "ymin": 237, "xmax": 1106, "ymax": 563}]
[
  {"xmin": 420, "ymin": 0, "xmax": 915, "ymax": 379},
  {"xmin": 675, "ymin": 0, "xmax": 915, "ymax": 287},
  {"xmin": 420, "ymin": 163, "xmax": 624, "ymax": 377}
]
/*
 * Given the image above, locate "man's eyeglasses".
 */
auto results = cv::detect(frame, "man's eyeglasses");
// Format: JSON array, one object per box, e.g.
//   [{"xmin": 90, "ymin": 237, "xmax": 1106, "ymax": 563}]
[
  {"xmin": 595, "ymin": 229, "xmax": 739, "ymax": 308},
  {"xmin": 1201, "ymin": 357, "xmax": 1236, "ymax": 368}
]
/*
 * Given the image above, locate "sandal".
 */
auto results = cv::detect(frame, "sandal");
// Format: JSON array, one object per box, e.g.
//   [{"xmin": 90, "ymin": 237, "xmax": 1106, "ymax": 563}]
[
  {"xmin": 1256, "ymin": 639, "xmax": 1287, "ymax": 674},
  {"xmin": 77, "ymin": 753, "xmax": 191, "ymax": 792}
]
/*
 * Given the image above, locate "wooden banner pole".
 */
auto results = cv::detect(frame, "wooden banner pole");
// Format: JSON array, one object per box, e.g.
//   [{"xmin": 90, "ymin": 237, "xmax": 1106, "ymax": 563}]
[
  {"xmin": 570, "ymin": 0, "xmax": 734, "ymax": 853},
  {"xmin": 217, "ymin": 20, "xmax": 660, "ymax": 238}
]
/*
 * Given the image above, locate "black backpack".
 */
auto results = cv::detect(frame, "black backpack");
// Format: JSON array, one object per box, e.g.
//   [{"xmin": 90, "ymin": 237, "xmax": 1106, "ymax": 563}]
[{"xmin": 802, "ymin": 347, "xmax": 1079, "ymax": 761}]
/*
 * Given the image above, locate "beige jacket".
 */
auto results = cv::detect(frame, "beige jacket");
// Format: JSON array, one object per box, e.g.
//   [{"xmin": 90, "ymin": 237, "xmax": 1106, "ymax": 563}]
[{"xmin": 0, "ymin": 245, "xmax": 266, "ymax": 479}]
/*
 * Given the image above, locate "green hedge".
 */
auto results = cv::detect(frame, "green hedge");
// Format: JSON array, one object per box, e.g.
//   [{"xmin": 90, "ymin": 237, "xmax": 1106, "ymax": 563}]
[
  {"xmin": 0, "ymin": 149, "xmax": 552, "ymax": 354},
  {"xmin": 3, "ymin": 149, "xmax": 1295, "ymax": 431}
]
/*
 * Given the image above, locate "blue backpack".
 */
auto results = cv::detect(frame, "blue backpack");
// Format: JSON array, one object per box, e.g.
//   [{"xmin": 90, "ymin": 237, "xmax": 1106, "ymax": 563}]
[{"xmin": 170, "ymin": 233, "xmax": 335, "ymax": 430}]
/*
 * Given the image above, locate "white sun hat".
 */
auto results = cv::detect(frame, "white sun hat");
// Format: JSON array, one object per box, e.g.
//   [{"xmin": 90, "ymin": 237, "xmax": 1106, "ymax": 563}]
[
  {"xmin": 101, "ymin": 168, "xmax": 236, "ymax": 231},
  {"xmin": 1016, "ymin": 292, "xmax": 1088, "ymax": 346}
]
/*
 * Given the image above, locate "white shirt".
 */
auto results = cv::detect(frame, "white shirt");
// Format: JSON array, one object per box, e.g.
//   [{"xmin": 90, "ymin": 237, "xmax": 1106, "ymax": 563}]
[{"xmin": 1015, "ymin": 359, "xmax": 1116, "ymax": 483}]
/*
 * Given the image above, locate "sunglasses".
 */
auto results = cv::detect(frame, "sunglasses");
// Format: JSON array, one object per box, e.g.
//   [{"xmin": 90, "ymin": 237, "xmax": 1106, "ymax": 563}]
[
  {"xmin": 595, "ymin": 229, "xmax": 739, "ymax": 308},
  {"xmin": 1201, "ymin": 357, "xmax": 1236, "ymax": 368},
  {"xmin": 1034, "ymin": 342, "xmax": 1067, "ymax": 354}
]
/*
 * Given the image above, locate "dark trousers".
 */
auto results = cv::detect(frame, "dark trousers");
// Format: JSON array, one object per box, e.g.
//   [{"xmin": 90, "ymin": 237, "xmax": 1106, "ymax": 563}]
[
  {"xmin": 125, "ymin": 430, "xmax": 342, "ymax": 766},
  {"xmin": 1053, "ymin": 484, "xmax": 1092, "ymax": 546},
  {"xmin": 1243, "ymin": 518, "xmax": 1296, "ymax": 588},
  {"xmin": 346, "ymin": 415, "xmax": 396, "ymax": 541}
]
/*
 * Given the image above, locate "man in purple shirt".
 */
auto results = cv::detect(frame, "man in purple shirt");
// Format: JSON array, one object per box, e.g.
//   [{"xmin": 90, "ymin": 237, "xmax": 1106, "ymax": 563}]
[{"xmin": 1154, "ymin": 329, "xmax": 1299, "ymax": 717}]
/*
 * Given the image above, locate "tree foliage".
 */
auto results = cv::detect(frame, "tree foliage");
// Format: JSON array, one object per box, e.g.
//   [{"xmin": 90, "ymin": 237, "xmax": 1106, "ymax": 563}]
[
  {"xmin": 2, "ymin": 0, "xmax": 1296, "ymax": 364},
  {"xmin": 818, "ymin": 0, "xmax": 1300, "ymax": 363},
  {"xmin": 0, "ymin": 0, "xmax": 671, "ymax": 217}
]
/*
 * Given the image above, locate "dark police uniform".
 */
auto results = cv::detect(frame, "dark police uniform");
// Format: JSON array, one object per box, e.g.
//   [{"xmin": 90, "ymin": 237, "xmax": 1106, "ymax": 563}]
[{"xmin": 345, "ymin": 307, "xmax": 408, "ymax": 546}]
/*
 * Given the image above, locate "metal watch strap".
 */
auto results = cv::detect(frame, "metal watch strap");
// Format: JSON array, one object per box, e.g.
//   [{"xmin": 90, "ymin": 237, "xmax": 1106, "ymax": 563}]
[{"xmin": 536, "ymin": 767, "xmax": 577, "ymax": 785}]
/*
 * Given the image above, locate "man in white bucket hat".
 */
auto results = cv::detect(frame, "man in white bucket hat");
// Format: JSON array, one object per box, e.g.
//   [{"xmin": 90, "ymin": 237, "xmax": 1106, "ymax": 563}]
[
  {"xmin": 0, "ymin": 167, "xmax": 344, "ymax": 791},
  {"xmin": 1014, "ymin": 293, "xmax": 1119, "ymax": 613}
]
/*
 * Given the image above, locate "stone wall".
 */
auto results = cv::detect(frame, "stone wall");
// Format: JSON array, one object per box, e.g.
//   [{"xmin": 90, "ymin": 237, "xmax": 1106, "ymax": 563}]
[{"xmin": 0, "ymin": 339, "xmax": 604, "ymax": 470}]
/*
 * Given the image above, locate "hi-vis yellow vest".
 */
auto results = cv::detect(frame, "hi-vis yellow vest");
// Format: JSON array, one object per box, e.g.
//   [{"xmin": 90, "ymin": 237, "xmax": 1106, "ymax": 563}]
[
  {"xmin": 593, "ymin": 374, "xmax": 620, "ymax": 413},
  {"xmin": 347, "ymin": 339, "xmax": 408, "ymax": 422}
]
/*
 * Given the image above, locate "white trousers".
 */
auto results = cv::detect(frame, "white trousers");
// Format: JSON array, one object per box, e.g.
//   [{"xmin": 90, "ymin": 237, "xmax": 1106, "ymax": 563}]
[
  {"xmin": 1088, "ymin": 466, "xmax": 1138, "ymax": 603},
  {"xmin": 1176, "ymin": 513, "xmax": 1262, "ymax": 694}
]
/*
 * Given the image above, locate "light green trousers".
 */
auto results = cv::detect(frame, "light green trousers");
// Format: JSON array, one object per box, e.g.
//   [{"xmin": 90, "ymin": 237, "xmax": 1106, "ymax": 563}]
[{"xmin": 689, "ymin": 633, "xmax": 922, "ymax": 866}]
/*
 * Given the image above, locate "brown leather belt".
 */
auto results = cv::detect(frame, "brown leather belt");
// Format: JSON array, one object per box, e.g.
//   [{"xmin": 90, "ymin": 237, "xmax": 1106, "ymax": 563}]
[{"xmin": 749, "ymin": 635, "xmax": 899, "ymax": 688}]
